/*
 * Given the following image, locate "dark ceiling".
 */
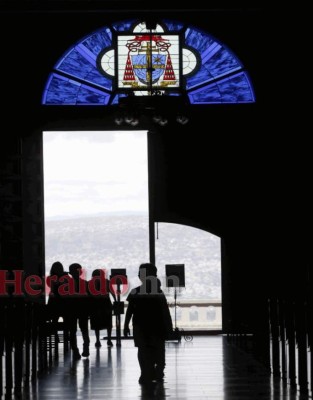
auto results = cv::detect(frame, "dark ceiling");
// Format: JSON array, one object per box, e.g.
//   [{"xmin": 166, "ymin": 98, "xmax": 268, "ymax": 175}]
[{"xmin": 0, "ymin": 1, "xmax": 263, "ymax": 12}]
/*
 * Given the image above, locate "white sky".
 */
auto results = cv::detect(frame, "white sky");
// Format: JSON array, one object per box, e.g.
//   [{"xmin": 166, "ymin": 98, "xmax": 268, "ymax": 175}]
[{"xmin": 43, "ymin": 131, "xmax": 148, "ymax": 219}]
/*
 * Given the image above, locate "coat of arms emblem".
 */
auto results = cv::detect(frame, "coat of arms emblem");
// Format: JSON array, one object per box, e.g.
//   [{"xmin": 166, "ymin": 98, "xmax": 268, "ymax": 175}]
[{"xmin": 118, "ymin": 34, "xmax": 179, "ymax": 89}]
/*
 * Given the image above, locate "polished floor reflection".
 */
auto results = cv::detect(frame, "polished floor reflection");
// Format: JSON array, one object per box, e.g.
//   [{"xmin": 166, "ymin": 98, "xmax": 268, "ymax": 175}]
[{"xmin": 22, "ymin": 336, "xmax": 308, "ymax": 399}]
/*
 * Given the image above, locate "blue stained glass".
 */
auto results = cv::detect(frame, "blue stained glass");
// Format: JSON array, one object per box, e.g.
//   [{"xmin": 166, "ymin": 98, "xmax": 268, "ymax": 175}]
[
  {"xmin": 188, "ymin": 72, "xmax": 254, "ymax": 104},
  {"xmin": 185, "ymin": 28, "xmax": 215, "ymax": 55},
  {"xmin": 185, "ymin": 27, "xmax": 245, "ymax": 93},
  {"xmin": 201, "ymin": 42, "xmax": 221, "ymax": 64},
  {"xmin": 43, "ymin": 74, "xmax": 80, "ymax": 104},
  {"xmin": 186, "ymin": 65, "xmax": 215, "ymax": 89},
  {"xmin": 204, "ymin": 47, "xmax": 241, "ymax": 78},
  {"xmin": 162, "ymin": 20, "xmax": 184, "ymax": 31},
  {"xmin": 56, "ymin": 49, "xmax": 112, "ymax": 91},
  {"xmin": 43, "ymin": 20, "xmax": 255, "ymax": 105},
  {"xmin": 112, "ymin": 20, "xmax": 135, "ymax": 31},
  {"xmin": 218, "ymin": 73, "xmax": 254, "ymax": 102},
  {"xmin": 84, "ymin": 69, "xmax": 112, "ymax": 91},
  {"xmin": 42, "ymin": 74, "xmax": 54, "ymax": 104},
  {"xmin": 82, "ymin": 30, "xmax": 112, "ymax": 56},
  {"xmin": 75, "ymin": 44, "xmax": 97, "ymax": 66},
  {"xmin": 57, "ymin": 49, "xmax": 95, "ymax": 77},
  {"xmin": 189, "ymin": 82, "xmax": 221, "ymax": 104},
  {"xmin": 77, "ymin": 85, "xmax": 110, "ymax": 105},
  {"xmin": 111, "ymin": 93, "xmax": 127, "ymax": 105},
  {"xmin": 186, "ymin": 45, "xmax": 242, "ymax": 90},
  {"xmin": 111, "ymin": 95, "xmax": 118, "ymax": 105},
  {"xmin": 186, "ymin": 64, "xmax": 241, "ymax": 90},
  {"xmin": 43, "ymin": 73, "xmax": 110, "ymax": 105}
]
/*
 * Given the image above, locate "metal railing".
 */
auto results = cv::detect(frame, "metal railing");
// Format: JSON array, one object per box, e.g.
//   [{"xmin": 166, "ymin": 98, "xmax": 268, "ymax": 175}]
[{"xmin": 111, "ymin": 299, "xmax": 222, "ymax": 331}]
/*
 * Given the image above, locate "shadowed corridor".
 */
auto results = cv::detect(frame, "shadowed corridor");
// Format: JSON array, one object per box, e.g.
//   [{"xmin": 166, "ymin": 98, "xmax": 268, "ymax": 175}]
[{"xmin": 13, "ymin": 336, "xmax": 307, "ymax": 400}]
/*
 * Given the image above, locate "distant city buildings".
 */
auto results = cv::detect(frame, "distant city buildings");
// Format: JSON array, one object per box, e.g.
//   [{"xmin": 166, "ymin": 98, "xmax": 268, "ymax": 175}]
[{"xmin": 45, "ymin": 215, "xmax": 221, "ymax": 301}]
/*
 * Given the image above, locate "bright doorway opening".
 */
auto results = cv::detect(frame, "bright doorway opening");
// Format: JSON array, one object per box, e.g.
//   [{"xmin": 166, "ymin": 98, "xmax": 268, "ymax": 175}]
[
  {"xmin": 43, "ymin": 131, "xmax": 222, "ymax": 331},
  {"xmin": 155, "ymin": 223, "xmax": 222, "ymax": 330},
  {"xmin": 43, "ymin": 130, "xmax": 149, "ymax": 288}
]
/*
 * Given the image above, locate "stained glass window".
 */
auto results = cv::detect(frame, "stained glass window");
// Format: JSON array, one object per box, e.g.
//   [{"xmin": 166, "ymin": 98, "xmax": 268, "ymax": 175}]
[
  {"xmin": 116, "ymin": 34, "xmax": 180, "ymax": 90},
  {"xmin": 182, "ymin": 48, "xmax": 198, "ymax": 76},
  {"xmin": 98, "ymin": 49, "xmax": 115, "ymax": 77},
  {"xmin": 42, "ymin": 20, "xmax": 255, "ymax": 105}
]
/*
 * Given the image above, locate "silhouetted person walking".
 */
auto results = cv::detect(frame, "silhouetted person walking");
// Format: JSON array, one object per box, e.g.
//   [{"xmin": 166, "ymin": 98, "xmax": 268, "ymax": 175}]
[
  {"xmin": 68, "ymin": 263, "xmax": 90, "ymax": 359},
  {"xmin": 89, "ymin": 269, "xmax": 116, "ymax": 347},
  {"xmin": 124, "ymin": 263, "xmax": 173, "ymax": 385},
  {"xmin": 47, "ymin": 261, "xmax": 69, "ymax": 338}
]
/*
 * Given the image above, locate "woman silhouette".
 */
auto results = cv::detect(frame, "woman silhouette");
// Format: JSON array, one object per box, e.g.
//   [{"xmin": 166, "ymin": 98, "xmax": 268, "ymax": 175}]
[{"xmin": 89, "ymin": 269, "xmax": 116, "ymax": 347}]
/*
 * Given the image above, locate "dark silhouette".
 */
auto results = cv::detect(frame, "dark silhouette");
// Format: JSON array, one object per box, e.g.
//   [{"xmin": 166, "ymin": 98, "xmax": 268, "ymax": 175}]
[
  {"xmin": 124, "ymin": 263, "xmax": 173, "ymax": 385},
  {"xmin": 47, "ymin": 261, "xmax": 68, "ymax": 336},
  {"xmin": 89, "ymin": 269, "xmax": 116, "ymax": 347},
  {"xmin": 68, "ymin": 263, "xmax": 90, "ymax": 359}
]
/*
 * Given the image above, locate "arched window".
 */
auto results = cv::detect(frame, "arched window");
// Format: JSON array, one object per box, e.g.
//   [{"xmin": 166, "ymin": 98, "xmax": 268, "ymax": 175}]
[{"xmin": 42, "ymin": 19, "xmax": 255, "ymax": 105}]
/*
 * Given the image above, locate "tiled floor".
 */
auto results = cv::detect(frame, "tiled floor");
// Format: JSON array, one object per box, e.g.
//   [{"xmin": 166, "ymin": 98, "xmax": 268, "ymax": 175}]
[{"xmin": 14, "ymin": 336, "xmax": 310, "ymax": 399}]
